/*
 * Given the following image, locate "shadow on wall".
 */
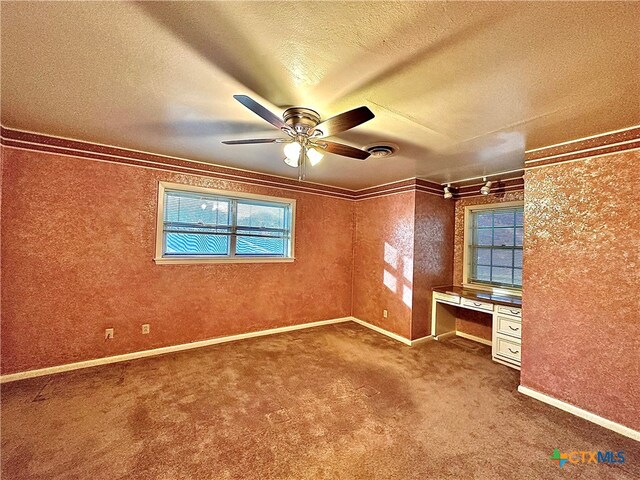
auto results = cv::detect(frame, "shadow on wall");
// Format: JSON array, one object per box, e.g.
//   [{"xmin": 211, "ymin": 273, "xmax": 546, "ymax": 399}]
[{"xmin": 383, "ymin": 242, "xmax": 413, "ymax": 309}]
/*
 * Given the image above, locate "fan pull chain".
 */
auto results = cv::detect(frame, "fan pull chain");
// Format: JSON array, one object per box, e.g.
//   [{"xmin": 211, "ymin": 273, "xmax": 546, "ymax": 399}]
[{"xmin": 298, "ymin": 147, "xmax": 306, "ymax": 181}]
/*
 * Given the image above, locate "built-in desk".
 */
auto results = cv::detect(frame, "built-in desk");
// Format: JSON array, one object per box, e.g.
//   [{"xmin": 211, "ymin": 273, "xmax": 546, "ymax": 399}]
[{"xmin": 431, "ymin": 285, "xmax": 522, "ymax": 370}]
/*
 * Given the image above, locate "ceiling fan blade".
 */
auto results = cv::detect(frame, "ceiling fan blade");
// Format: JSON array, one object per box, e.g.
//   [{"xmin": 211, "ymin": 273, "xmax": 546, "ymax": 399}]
[
  {"xmin": 222, "ymin": 138, "xmax": 280, "ymax": 145},
  {"xmin": 233, "ymin": 95, "xmax": 287, "ymax": 130},
  {"xmin": 318, "ymin": 141, "xmax": 370, "ymax": 160},
  {"xmin": 312, "ymin": 106, "xmax": 374, "ymax": 137}
]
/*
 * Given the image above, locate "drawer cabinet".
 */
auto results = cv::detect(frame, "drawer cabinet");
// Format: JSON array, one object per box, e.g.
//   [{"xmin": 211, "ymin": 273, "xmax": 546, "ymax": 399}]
[
  {"xmin": 461, "ymin": 297, "xmax": 493, "ymax": 312},
  {"xmin": 495, "ymin": 334, "xmax": 522, "ymax": 363},
  {"xmin": 492, "ymin": 306, "xmax": 522, "ymax": 369},
  {"xmin": 496, "ymin": 315, "xmax": 522, "ymax": 339},
  {"xmin": 434, "ymin": 292, "xmax": 460, "ymax": 305},
  {"xmin": 496, "ymin": 305, "xmax": 521, "ymax": 317}
]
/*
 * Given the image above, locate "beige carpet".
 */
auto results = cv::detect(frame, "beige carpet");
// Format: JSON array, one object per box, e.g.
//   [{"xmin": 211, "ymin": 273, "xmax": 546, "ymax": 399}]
[{"xmin": 1, "ymin": 323, "xmax": 637, "ymax": 479}]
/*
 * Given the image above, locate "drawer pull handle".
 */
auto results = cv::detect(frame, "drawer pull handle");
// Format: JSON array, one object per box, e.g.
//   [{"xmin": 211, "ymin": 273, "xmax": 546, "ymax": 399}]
[
  {"xmin": 510, "ymin": 310, "xmax": 520, "ymax": 315},
  {"xmin": 508, "ymin": 326, "xmax": 520, "ymax": 331},
  {"xmin": 473, "ymin": 302, "xmax": 482, "ymax": 306},
  {"xmin": 508, "ymin": 348, "xmax": 519, "ymax": 354}
]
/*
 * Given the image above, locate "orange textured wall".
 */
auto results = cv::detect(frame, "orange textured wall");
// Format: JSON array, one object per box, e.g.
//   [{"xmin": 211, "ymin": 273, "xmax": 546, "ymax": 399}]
[
  {"xmin": 352, "ymin": 191, "xmax": 455, "ymax": 340},
  {"xmin": 0, "ymin": 147, "xmax": 354, "ymax": 374},
  {"xmin": 521, "ymin": 150, "xmax": 640, "ymax": 430},
  {"xmin": 453, "ymin": 191, "xmax": 524, "ymax": 340},
  {"xmin": 352, "ymin": 193, "xmax": 415, "ymax": 339},
  {"xmin": 411, "ymin": 191, "xmax": 455, "ymax": 339}
]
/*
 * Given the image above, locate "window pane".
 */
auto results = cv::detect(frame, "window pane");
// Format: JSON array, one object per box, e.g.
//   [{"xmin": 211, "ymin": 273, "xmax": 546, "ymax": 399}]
[
  {"xmin": 514, "ymin": 249, "xmax": 523, "ymax": 268},
  {"xmin": 236, "ymin": 236, "xmax": 285, "ymax": 256},
  {"xmin": 476, "ymin": 228, "xmax": 493, "ymax": 246},
  {"xmin": 468, "ymin": 206, "xmax": 523, "ymax": 288},
  {"xmin": 492, "ymin": 249, "xmax": 513, "ymax": 267},
  {"xmin": 493, "ymin": 228, "xmax": 514, "ymax": 246},
  {"xmin": 492, "ymin": 267, "xmax": 513, "ymax": 285},
  {"xmin": 476, "ymin": 212, "xmax": 493, "ymax": 228},
  {"xmin": 237, "ymin": 202, "xmax": 286, "ymax": 229},
  {"xmin": 474, "ymin": 248, "xmax": 491, "ymax": 265},
  {"xmin": 165, "ymin": 192, "xmax": 231, "ymax": 225},
  {"xmin": 515, "ymin": 227, "xmax": 523, "ymax": 246},
  {"xmin": 513, "ymin": 268, "xmax": 522, "ymax": 286},
  {"xmin": 476, "ymin": 266, "xmax": 491, "ymax": 282},
  {"xmin": 161, "ymin": 188, "xmax": 293, "ymax": 259},
  {"xmin": 493, "ymin": 210, "xmax": 515, "ymax": 227},
  {"xmin": 165, "ymin": 233, "xmax": 229, "ymax": 255}
]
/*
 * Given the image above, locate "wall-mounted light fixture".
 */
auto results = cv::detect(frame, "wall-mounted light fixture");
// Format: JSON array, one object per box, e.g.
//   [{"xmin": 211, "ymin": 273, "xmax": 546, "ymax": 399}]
[
  {"xmin": 480, "ymin": 177, "xmax": 492, "ymax": 195},
  {"xmin": 443, "ymin": 184, "xmax": 453, "ymax": 199}
]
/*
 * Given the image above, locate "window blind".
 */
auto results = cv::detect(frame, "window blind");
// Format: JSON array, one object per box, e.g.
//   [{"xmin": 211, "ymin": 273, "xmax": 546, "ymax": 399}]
[{"xmin": 162, "ymin": 189, "xmax": 292, "ymax": 258}]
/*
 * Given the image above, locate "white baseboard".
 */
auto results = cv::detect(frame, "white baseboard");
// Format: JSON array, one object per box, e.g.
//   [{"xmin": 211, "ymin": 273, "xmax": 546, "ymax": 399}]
[
  {"xmin": 518, "ymin": 385, "xmax": 640, "ymax": 442},
  {"xmin": 0, "ymin": 317, "xmax": 445, "ymax": 384},
  {"xmin": 410, "ymin": 335, "xmax": 433, "ymax": 345},
  {"xmin": 349, "ymin": 317, "xmax": 412, "ymax": 346},
  {"xmin": 0, "ymin": 317, "xmax": 351, "ymax": 384},
  {"xmin": 434, "ymin": 331, "xmax": 456, "ymax": 341},
  {"xmin": 456, "ymin": 331, "xmax": 492, "ymax": 346}
]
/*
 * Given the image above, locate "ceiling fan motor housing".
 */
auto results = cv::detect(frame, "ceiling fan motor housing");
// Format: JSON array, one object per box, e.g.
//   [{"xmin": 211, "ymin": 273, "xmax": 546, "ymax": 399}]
[{"xmin": 283, "ymin": 107, "xmax": 321, "ymax": 133}]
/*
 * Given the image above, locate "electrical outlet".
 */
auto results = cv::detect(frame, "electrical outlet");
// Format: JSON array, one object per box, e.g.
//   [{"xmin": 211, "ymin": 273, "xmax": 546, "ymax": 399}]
[
  {"xmin": 383, "ymin": 309, "xmax": 388, "ymax": 318},
  {"xmin": 105, "ymin": 328, "xmax": 114, "ymax": 340},
  {"xmin": 142, "ymin": 324, "xmax": 150, "ymax": 335}
]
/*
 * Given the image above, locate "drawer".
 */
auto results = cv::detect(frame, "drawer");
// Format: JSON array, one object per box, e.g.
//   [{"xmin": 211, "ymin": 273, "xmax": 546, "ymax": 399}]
[
  {"xmin": 496, "ymin": 315, "xmax": 522, "ymax": 339},
  {"xmin": 495, "ymin": 334, "xmax": 522, "ymax": 363},
  {"xmin": 461, "ymin": 297, "xmax": 493, "ymax": 312},
  {"xmin": 497, "ymin": 305, "xmax": 521, "ymax": 317},
  {"xmin": 434, "ymin": 292, "xmax": 460, "ymax": 305}
]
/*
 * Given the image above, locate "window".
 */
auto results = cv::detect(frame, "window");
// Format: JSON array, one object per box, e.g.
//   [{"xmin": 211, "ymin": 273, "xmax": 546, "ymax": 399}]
[
  {"xmin": 464, "ymin": 202, "xmax": 523, "ymax": 291},
  {"xmin": 155, "ymin": 182, "xmax": 295, "ymax": 264}
]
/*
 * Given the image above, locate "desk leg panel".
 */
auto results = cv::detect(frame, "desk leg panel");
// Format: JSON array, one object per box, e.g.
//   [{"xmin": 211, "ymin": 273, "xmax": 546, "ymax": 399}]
[{"xmin": 432, "ymin": 301, "xmax": 457, "ymax": 339}]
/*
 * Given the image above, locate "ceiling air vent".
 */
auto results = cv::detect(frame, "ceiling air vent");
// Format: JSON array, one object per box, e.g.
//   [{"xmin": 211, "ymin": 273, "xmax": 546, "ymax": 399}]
[{"xmin": 365, "ymin": 143, "xmax": 399, "ymax": 158}]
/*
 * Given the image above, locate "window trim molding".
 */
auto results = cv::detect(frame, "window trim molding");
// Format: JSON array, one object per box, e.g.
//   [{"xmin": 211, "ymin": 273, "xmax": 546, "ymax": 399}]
[
  {"xmin": 462, "ymin": 200, "xmax": 524, "ymax": 296},
  {"xmin": 154, "ymin": 181, "xmax": 296, "ymax": 264}
]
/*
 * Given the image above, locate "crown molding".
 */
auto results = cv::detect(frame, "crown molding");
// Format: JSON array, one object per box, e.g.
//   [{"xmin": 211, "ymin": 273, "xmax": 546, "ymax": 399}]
[
  {"xmin": 1, "ymin": 126, "xmax": 444, "ymax": 200},
  {"xmin": 524, "ymin": 125, "xmax": 640, "ymax": 169},
  {"xmin": 5, "ymin": 125, "xmax": 636, "ymax": 200},
  {"xmin": 0, "ymin": 126, "xmax": 356, "ymax": 199}
]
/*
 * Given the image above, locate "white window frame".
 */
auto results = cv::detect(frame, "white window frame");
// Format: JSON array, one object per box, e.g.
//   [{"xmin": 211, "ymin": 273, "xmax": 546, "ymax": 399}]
[
  {"xmin": 462, "ymin": 200, "xmax": 524, "ymax": 296},
  {"xmin": 154, "ymin": 181, "xmax": 296, "ymax": 265}
]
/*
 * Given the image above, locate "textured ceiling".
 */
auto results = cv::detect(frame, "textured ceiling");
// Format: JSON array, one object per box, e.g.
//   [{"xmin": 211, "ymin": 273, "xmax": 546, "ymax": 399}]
[{"xmin": 1, "ymin": 1, "xmax": 639, "ymax": 189}]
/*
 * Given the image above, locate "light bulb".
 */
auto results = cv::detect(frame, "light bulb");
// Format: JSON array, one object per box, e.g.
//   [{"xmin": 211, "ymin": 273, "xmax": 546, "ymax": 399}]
[
  {"xmin": 307, "ymin": 147, "xmax": 324, "ymax": 166},
  {"xmin": 443, "ymin": 185, "xmax": 453, "ymax": 199},
  {"xmin": 283, "ymin": 141, "xmax": 302, "ymax": 161},
  {"xmin": 283, "ymin": 155, "xmax": 299, "ymax": 167},
  {"xmin": 480, "ymin": 178, "xmax": 492, "ymax": 195}
]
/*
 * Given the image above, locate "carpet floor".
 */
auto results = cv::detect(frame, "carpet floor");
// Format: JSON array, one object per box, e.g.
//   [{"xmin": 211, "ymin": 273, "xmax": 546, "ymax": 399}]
[{"xmin": 1, "ymin": 322, "xmax": 637, "ymax": 479}]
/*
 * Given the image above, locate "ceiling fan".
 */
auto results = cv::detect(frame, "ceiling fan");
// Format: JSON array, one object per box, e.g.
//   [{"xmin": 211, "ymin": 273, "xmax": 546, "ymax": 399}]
[{"xmin": 222, "ymin": 95, "xmax": 375, "ymax": 179}]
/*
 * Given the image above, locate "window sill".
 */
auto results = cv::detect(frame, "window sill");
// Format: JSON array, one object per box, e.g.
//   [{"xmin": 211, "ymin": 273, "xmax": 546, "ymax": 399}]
[{"xmin": 154, "ymin": 257, "xmax": 295, "ymax": 265}]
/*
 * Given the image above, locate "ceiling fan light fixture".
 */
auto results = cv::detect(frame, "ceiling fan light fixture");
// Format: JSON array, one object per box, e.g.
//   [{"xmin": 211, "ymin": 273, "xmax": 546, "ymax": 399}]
[
  {"xmin": 307, "ymin": 147, "xmax": 324, "ymax": 166},
  {"xmin": 283, "ymin": 141, "xmax": 302, "ymax": 162},
  {"xmin": 283, "ymin": 155, "xmax": 300, "ymax": 168}
]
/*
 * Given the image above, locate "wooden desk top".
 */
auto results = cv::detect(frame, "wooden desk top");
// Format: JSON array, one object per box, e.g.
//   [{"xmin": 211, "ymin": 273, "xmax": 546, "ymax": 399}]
[{"xmin": 433, "ymin": 285, "xmax": 522, "ymax": 308}]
